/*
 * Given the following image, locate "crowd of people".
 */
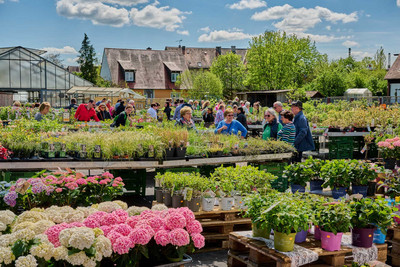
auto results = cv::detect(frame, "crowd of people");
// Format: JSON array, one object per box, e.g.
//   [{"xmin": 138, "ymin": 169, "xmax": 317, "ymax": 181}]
[{"xmin": 22, "ymin": 95, "xmax": 314, "ymax": 160}]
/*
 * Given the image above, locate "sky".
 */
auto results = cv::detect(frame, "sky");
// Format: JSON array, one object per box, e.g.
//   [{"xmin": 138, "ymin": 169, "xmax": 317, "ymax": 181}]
[{"xmin": 1, "ymin": 0, "xmax": 400, "ymax": 67}]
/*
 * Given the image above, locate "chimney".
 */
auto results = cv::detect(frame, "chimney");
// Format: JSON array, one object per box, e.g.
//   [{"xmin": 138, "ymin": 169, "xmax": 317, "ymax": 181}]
[
  {"xmin": 231, "ymin": 46, "xmax": 236, "ymax": 54},
  {"xmin": 146, "ymin": 47, "xmax": 152, "ymax": 50},
  {"xmin": 216, "ymin": 46, "xmax": 222, "ymax": 57},
  {"xmin": 348, "ymin": 48, "xmax": 351, "ymax": 58},
  {"xmin": 388, "ymin": 53, "xmax": 391, "ymax": 69},
  {"xmin": 182, "ymin": 46, "xmax": 186, "ymax": 55}
]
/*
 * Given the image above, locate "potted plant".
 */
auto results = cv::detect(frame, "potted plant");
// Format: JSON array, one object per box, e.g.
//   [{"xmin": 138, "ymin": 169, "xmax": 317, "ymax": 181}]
[
  {"xmin": 377, "ymin": 137, "xmax": 399, "ymax": 169},
  {"xmin": 183, "ymin": 173, "xmax": 203, "ymax": 212},
  {"xmin": 303, "ymin": 157, "xmax": 325, "ymax": 192},
  {"xmin": 175, "ymin": 140, "xmax": 187, "ymax": 158},
  {"xmin": 349, "ymin": 161, "xmax": 377, "ymax": 197},
  {"xmin": 283, "ymin": 163, "xmax": 312, "ymax": 193},
  {"xmin": 154, "ymin": 173, "xmax": 164, "ymax": 203},
  {"xmin": 349, "ymin": 197, "xmax": 397, "ymax": 248},
  {"xmin": 216, "ymin": 178, "xmax": 235, "ymax": 211},
  {"xmin": 243, "ymin": 193, "xmax": 275, "ymax": 238},
  {"xmin": 313, "ymin": 201, "xmax": 352, "ymax": 251},
  {"xmin": 321, "ymin": 160, "xmax": 351, "ymax": 199},
  {"xmin": 261, "ymin": 194, "xmax": 310, "ymax": 252}
]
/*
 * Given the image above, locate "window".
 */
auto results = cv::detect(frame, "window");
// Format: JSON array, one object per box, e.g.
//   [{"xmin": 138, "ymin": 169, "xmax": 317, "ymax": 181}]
[
  {"xmin": 144, "ymin": 89, "xmax": 154, "ymax": 99},
  {"xmin": 197, "ymin": 62, "xmax": 202, "ymax": 67},
  {"xmin": 125, "ymin": 71, "xmax": 135, "ymax": 82},
  {"xmin": 171, "ymin": 92, "xmax": 180, "ymax": 99},
  {"xmin": 171, "ymin": 72, "xmax": 179, "ymax": 83}
]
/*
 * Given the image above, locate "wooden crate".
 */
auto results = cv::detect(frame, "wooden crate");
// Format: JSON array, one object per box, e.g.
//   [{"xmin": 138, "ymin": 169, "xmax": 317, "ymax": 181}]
[{"xmin": 227, "ymin": 231, "xmax": 388, "ymax": 267}]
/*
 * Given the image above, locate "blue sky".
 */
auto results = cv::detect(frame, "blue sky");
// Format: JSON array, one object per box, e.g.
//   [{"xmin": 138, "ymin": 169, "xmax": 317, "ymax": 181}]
[{"xmin": 1, "ymin": 0, "xmax": 400, "ymax": 66}]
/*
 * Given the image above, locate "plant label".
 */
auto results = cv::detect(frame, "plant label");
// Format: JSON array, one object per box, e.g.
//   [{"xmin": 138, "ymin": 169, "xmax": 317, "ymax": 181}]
[
  {"xmin": 63, "ymin": 112, "xmax": 70, "ymax": 122},
  {"xmin": 371, "ymin": 119, "xmax": 375, "ymax": 127},
  {"xmin": 367, "ymin": 125, "xmax": 371, "ymax": 132},
  {"xmin": 361, "ymin": 145, "xmax": 367, "ymax": 154}
]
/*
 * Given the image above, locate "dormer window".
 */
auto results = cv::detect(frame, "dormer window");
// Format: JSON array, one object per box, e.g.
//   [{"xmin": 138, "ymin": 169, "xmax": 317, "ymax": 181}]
[
  {"xmin": 197, "ymin": 62, "xmax": 202, "ymax": 67},
  {"xmin": 125, "ymin": 71, "xmax": 135, "ymax": 82},
  {"xmin": 171, "ymin": 72, "xmax": 179, "ymax": 83}
]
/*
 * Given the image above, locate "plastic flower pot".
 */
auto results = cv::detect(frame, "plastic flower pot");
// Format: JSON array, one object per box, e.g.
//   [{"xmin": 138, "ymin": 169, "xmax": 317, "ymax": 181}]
[
  {"xmin": 291, "ymin": 184, "xmax": 305, "ymax": 193},
  {"xmin": 367, "ymin": 181, "xmax": 376, "ymax": 197},
  {"xmin": 352, "ymin": 227, "xmax": 376, "ymax": 248},
  {"xmin": 201, "ymin": 197, "xmax": 215, "ymax": 212},
  {"xmin": 274, "ymin": 231, "xmax": 296, "ymax": 252},
  {"xmin": 295, "ymin": 230, "xmax": 308, "ymax": 243},
  {"xmin": 384, "ymin": 158, "xmax": 396, "ymax": 170},
  {"xmin": 320, "ymin": 230, "xmax": 343, "ymax": 251},
  {"xmin": 331, "ymin": 187, "xmax": 347, "ymax": 199},
  {"xmin": 310, "ymin": 180, "xmax": 324, "ymax": 192},
  {"xmin": 373, "ymin": 228, "xmax": 386, "ymax": 244},
  {"xmin": 163, "ymin": 191, "xmax": 172, "ymax": 206},
  {"xmin": 172, "ymin": 195, "xmax": 184, "ymax": 208},
  {"xmin": 156, "ymin": 189, "xmax": 163, "ymax": 203},
  {"xmin": 219, "ymin": 197, "xmax": 234, "ymax": 211},
  {"xmin": 252, "ymin": 223, "xmax": 270, "ymax": 239},
  {"xmin": 314, "ymin": 225, "xmax": 321, "ymax": 240},
  {"xmin": 234, "ymin": 195, "xmax": 247, "ymax": 210},
  {"xmin": 187, "ymin": 197, "xmax": 201, "ymax": 212},
  {"xmin": 352, "ymin": 185, "xmax": 368, "ymax": 197}
]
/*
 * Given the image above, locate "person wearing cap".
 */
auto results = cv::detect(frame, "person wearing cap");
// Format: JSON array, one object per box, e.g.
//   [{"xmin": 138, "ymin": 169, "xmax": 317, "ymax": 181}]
[
  {"xmin": 291, "ymin": 100, "xmax": 315, "ymax": 162},
  {"xmin": 74, "ymin": 99, "xmax": 100, "ymax": 122}
]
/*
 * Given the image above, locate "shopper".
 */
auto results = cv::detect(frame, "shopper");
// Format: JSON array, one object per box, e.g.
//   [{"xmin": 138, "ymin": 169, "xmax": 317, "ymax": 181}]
[
  {"xmin": 291, "ymin": 101, "xmax": 315, "ymax": 162},
  {"xmin": 215, "ymin": 108, "xmax": 247, "ymax": 138},
  {"xmin": 201, "ymin": 101, "xmax": 210, "ymax": 117},
  {"xmin": 215, "ymin": 104, "xmax": 225, "ymax": 126},
  {"xmin": 173, "ymin": 99, "xmax": 185, "ymax": 121},
  {"xmin": 12, "ymin": 101, "xmax": 21, "ymax": 110},
  {"xmin": 74, "ymin": 99, "xmax": 99, "ymax": 122},
  {"xmin": 232, "ymin": 105, "xmax": 238, "ymax": 118},
  {"xmin": 273, "ymin": 101, "xmax": 286, "ymax": 125},
  {"xmin": 253, "ymin": 102, "xmax": 261, "ymax": 115},
  {"xmin": 96, "ymin": 103, "xmax": 112, "ymax": 121},
  {"xmin": 34, "ymin": 102, "xmax": 51, "ymax": 121},
  {"xmin": 164, "ymin": 102, "xmax": 172, "ymax": 120},
  {"xmin": 236, "ymin": 107, "xmax": 248, "ymax": 130},
  {"xmin": 193, "ymin": 100, "xmax": 200, "ymax": 111},
  {"xmin": 243, "ymin": 102, "xmax": 251, "ymax": 115},
  {"xmin": 176, "ymin": 106, "xmax": 196, "ymax": 131},
  {"xmin": 96, "ymin": 98, "xmax": 106, "ymax": 106},
  {"xmin": 147, "ymin": 103, "xmax": 159, "ymax": 120},
  {"xmin": 203, "ymin": 107, "xmax": 214, "ymax": 127},
  {"xmin": 262, "ymin": 108, "xmax": 282, "ymax": 140},
  {"xmin": 113, "ymin": 104, "xmax": 135, "ymax": 127},
  {"xmin": 114, "ymin": 100, "xmax": 125, "ymax": 117},
  {"xmin": 277, "ymin": 110, "xmax": 296, "ymax": 146},
  {"xmin": 66, "ymin": 98, "xmax": 78, "ymax": 110}
]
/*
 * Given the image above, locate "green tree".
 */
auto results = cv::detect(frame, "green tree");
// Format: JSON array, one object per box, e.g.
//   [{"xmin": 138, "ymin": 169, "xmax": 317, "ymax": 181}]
[
  {"xmin": 77, "ymin": 33, "xmax": 97, "ymax": 84},
  {"xmin": 246, "ymin": 31, "xmax": 322, "ymax": 90},
  {"xmin": 188, "ymin": 70, "xmax": 223, "ymax": 100},
  {"xmin": 210, "ymin": 52, "xmax": 246, "ymax": 98},
  {"xmin": 175, "ymin": 69, "xmax": 198, "ymax": 90},
  {"xmin": 305, "ymin": 68, "xmax": 347, "ymax": 96},
  {"xmin": 373, "ymin": 46, "xmax": 386, "ymax": 70},
  {"xmin": 43, "ymin": 53, "xmax": 64, "ymax": 67}
]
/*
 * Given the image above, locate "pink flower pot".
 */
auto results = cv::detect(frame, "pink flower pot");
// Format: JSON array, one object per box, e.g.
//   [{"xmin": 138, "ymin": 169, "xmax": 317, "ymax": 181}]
[
  {"xmin": 314, "ymin": 225, "xmax": 321, "ymax": 240},
  {"xmin": 321, "ymin": 230, "xmax": 343, "ymax": 251}
]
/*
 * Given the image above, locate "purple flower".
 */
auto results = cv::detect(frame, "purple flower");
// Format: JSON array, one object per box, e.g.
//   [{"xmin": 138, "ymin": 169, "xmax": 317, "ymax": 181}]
[
  {"xmin": 45, "ymin": 186, "xmax": 55, "ymax": 196},
  {"xmin": 4, "ymin": 191, "xmax": 18, "ymax": 207},
  {"xmin": 31, "ymin": 182, "xmax": 46, "ymax": 194}
]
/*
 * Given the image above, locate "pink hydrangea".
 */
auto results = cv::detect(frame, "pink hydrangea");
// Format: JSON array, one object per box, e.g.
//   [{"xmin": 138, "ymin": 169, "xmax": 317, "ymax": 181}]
[
  {"xmin": 186, "ymin": 220, "xmax": 203, "ymax": 234},
  {"xmin": 178, "ymin": 207, "xmax": 195, "ymax": 223},
  {"xmin": 394, "ymin": 141, "xmax": 400, "ymax": 147},
  {"xmin": 99, "ymin": 179, "xmax": 110, "ymax": 185},
  {"xmin": 135, "ymin": 223, "xmax": 155, "ymax": 237},
  {"xmin": 169, "ymin": 228, "xmax": 190, "ymax": 247},
  {"xmin": 112, "ymin": 224, "xmax": 133, "ymax": 236},
  {"xmin": 83, "ymin": 217, "xmax": 101, "ymax": 228},
  {"xmin": 140, "ymin": 210, "xmax": 158, "ymax": 220},
  {"xmin": 154, "ymin": 230, "xmax": 170, "ymax": 246},
  {"xmin": 65, "ymin": 182, "xmax": 79, "ymax": 190},
  {"xmin": 76, "ymin": 178, "xmax": 87, "ymax": 185},
  {"xmin": 102, "ymin": 172, "xmax": 114, "ymax": 179},
  {"xmin": 69, "ymin": 222, "xmax": 84, "ymax": 227},
  {"xmin": 126, "ymin": 216, "xmax": 141, "ymax": 229},
  {"xmin": 191, "ymin": 233, "xmax": 205, "ymax": 249},
  {"xmin": 165, "ymin": 212, "xmax": 186, "ymax": 230},
  {"xmin": 112, "ymin": 209, "xmax": 129, "ymax": 223},
  {"xmin": 107, "ymin": 230, "xmax": 123, "ymax": 244},
  {"xmin": 100, "ymin": 213, "xmax": 119, "ymax": 226},
  {"xmin": 148, "ymin": 216, "xmax": 165, "ymax": 231},
  {"xmin": 100, "ymin": 225, "xmax": 112, "ymax": 236},
  {"xmin": 45, "ymin": 223, "xmax": 73, "ymax": 247},
  {"xmin": 113, "ymin": 236, "xmax": 134, "ymax": 255},
  {"xmin": 55, "ymin": 188, "xmax": 63, "ymax": 193},
  {"xmin": 129, "ymin": 228, "xmax": 152, "ymax": 245},
  {"xmin": 115, "ymin": 177, "xmax": 123, "ymax": 182}
]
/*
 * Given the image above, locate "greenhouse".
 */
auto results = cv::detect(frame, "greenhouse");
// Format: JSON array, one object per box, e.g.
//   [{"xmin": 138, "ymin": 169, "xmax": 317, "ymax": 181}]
[{"xmin": 0, "ymin": 46, "xmax": 93, "ymax": 107}]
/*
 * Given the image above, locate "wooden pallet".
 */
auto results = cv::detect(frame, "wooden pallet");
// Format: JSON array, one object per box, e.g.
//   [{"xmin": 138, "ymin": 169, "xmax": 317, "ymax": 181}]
[
  {"xmin": 228, "ymin": 231, "xmax": 387, "ymax": 267},
  {"xmin": 387, "ymin": 227, "xmax": 400, "ymax": 266}
]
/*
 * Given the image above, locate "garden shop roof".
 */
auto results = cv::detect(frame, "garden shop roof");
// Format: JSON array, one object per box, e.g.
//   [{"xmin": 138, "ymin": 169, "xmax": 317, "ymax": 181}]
[
  {"xmin": 67, "ymin": 87, "xmax": 146, "ymax": 99},
  {"xmin": 344, "ymin": 88, "xmax": 373, "ymax": 97}
]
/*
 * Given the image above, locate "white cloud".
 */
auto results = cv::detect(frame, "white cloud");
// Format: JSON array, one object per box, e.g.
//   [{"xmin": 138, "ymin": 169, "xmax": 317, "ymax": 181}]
[
  {"xmin": 366, "ymin": 14, "xmax": 371, "ymax": 17},
  {"xmin": 351, "ymin": 51, "xmax": 373, "ymax": 60},
  {"xmin": 294, "ymin": 32, "xmax": 348, "ymax": 43},
  {"xmin": 41, "ymin": 46, "xmax": 78, "ymax": 55},
  {"xmin": 101, "ymin": 0, "xmax": 148, "ymax": 6},
  {"xmin": 130, "ymin": 2, "xmax": 190, "ymax": 32},
  {"xmin": 198, "ymin": 30, "xmax": 253, "ymax": 42},
  {"xmin": 342, "ymin": 40, "xmax": 359, "ymax": 47},
  {"xmin": 252, "ymin": 4, "xmax": 357, "ymax": 32},
  {"xmin": 66, "ymin": 57, "xmax": 79, "ymax": 65},
  {"xmin": 227, "ymin": 0, "xmax": 266, "ymax": 10},
  {"xmin": 397, "ymin": 0, "xmax": 400, "ymax": 7},
  {"xmin": 177, "ymin": 30, "xmax": 189, "ymax": 36},
  {"xmin": 56, "ymin": 0, "xmax": 130, "ymax": 27},
  {"xmin": 326, "ymin": 26, "xmax": 331, "ymax": 31},
  {"xmin": 200, "ymin": 26, "xmax": 210, "ymax": 33},
  {"xmin": 0, "ymin": 0, "xmax": 18, "ymax": 3}
]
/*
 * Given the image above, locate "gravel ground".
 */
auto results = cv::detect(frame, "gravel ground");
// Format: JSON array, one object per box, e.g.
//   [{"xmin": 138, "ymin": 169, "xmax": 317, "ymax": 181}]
[{"xmin": 187, "ymin": 250, "xmax": 228, "ymax": 267}]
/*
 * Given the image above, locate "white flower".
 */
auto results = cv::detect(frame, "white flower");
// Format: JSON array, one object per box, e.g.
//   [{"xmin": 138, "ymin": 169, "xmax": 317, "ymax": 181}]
[
  {"xmin": 97, "ymin": 202, "xmax": 121, "ymax": 213},
  {"xmin": 13, "ymin": 229, "xmax": 36, "ymax": 242},
  {"xmin": 151, "ymin": 204, "xmax": 168, "ymax": 211},
  {"xmin": 0, "ymin": 246, "xmax": 15, "ymax": 265},
  {"xmin": 53, "ymin": 246, "xmax": 68, "ymax": 261},
  {"xmin": 76, "ymin": 207, "xmax": 98, "ymax": 218},
  {"xmin": 127, "ymin": 206, "xmax": 149, "ymax": 216},
  {"xmin": 0, "ymin": 222, "xmax": 6, "ymax": 232},
  {"xmin": 0, "ymin": 234, "xmax": 13, "ymax": 247},
  {"xmin": 113, "ymin": 200, "xmax": 128, "ymax": 210},
  {"xmin": 60, "ymin": 227, "xmax": 95, "ymax": 250},
  {"xmin": 15, "ymin": 254, "xmax": 37, "ymax": 267},
  {"xmin": 30, "ymin": 242, "xmax": 54, "ymax": 261},
  {"xmin": 16, "ymin": 211, "xmax": 48, "ymax": 224},
  {"xmin": 31, "ymin": 220, "xmax": 55, "ymax": 235},
  {"xmin": 94, "ymin": 235, "xmax": 112, "ymax": 258},
  {"xmin": 12, "ymin": 222, "xmax": 35, "ymax": 233},
  {"xmin": 0, "ymin": 210, "xmax": 16, "ymax": 225},
  {"xmin": 44, "ymin": 206, "xmax": 85, "ymax": 224},
  {"xmin": 66, "ymin": 251, "xmax": 87, "ymax": 266},
  {"xmin": 83, "ymin": 258, "xmax": 97, "ymax": 267},
  {"xmin": 35, "ymin": 234, "xmax": 49, "ymax": 244}
]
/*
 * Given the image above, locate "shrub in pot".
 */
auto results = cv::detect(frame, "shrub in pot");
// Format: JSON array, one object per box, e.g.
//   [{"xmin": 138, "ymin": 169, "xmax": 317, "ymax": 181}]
[
  {"xmin": 303, "ymin": 157, "xmax": 325, "ymax": 192},
  {"xmin": 349, "ymin": 160, "xmax": 378, "ymax": 197},
  {"xmin": 284, "ymin": 163, "xmax": 313, "ymax": 193},
  {"xmin": 261, "ymin": 194, "xmax": 310, "ymax": 252},
  {"xmin": 349, "ymin": 197, "xmax": 397, "ymax": 248},
  {"xmin": 321, "ymin": 160, "xmax": 351, "ymax": 199},
  {"xmin": 182, "ymin": 173, "xmax": 203, "ymax": 212},
  {"xmin": 314, "ymin": 201, "xmax": 352, "ymax": 251}
]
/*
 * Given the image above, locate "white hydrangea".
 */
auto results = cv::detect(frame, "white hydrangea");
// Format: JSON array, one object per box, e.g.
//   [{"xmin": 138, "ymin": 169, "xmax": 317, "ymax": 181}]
[
  {"xmin": 151, "ymin": 204, "xmax": 168, "ymax": 211},
  {"xmin": 13, "ymin": 229, "xmax": 36, "ymax": 242},
  {"xmin": 44, "ymin": 206, "xmax": 85, "ymax": 224},
  {"xmin": 0, "ymin": 234, "xmax": 13, "ymax": 247},
  {"xmin": 83, "ymin": 258, "xmax": 97, "ymax": 267},
  {"xmin": 15, "ymin": 254, "xmax": 37, "ymax": 267},
  {"xmin": 16, "ymin": 211, "xmax": 48, "ymax": 224},
  {"xmin": 75, "ymin": 207, "xmax": 98, "ymax": 218},
  {"xmin": 66, "ymin": 251, "xmax": 87, "ymax": 266},
  {"xmin": 94, "ymin": 235, "xmax": 112, "ymax": 258},
  {"xmin": 0, "ymin": 246, "xmax": 15, "ymax": 265},
  {"xmin": 0, "ymin": 222, "xmax": 6, "ymax": 232},
  {"xmin": 12, "ymin": 221, "xmax": 34, "ymax": 233},
  {"xmin": 53, "ymin": 246, "xmax": 68, "ymax": 261},
  {"xmin": 0, "ymin": 210, "xmax": 16, "ymax": 225},
  {"xmin": 30, "ymin": 220, "xmax": 55, "ymax": 235},
  {"xmin": 35, "ymin": 234, "xmax": 49, "ymax": 244},
  {"xmin": 126, "ymin": 206, "xmax": 149, "ymax": 216},
  {"xmin": 30, "ymin": 242, "xmax": 54, "ymax": 261},
  {"xmin": 97, "ymin": 202, "xmax": 122, "ymax": 213},
  {"xmin": 59, "ymin": 227, "xmax": 95, "ymax": 250},
  {"xmin": 113, "ymin": 200, "xmax": 128, "ymax": 210}
]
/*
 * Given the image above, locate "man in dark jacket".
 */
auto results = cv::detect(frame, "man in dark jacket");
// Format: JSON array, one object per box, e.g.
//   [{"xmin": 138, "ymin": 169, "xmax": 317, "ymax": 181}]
[
  {"xmin": 291, "ymin": 101, "xmax": 315, "ymax": 162},
  {"xmin": 236, "ymin": 107, "xmax": 248, "ymax": 130}
]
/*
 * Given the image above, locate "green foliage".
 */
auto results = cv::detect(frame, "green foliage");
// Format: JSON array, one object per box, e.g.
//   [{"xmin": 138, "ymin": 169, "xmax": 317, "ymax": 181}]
[
  {"xmin": 78, "ymin": 33, "xmax": 97, "ymax": 84},
  {"xmin": 348, "ymin": 160, "xmax": 378, "ymax": 186},
  {"xmin": 320, "ymin": 159, "xmax": 352, "ymax": 189},
  {"xmin": 349, "ymin": 197, "xmax": 396, "ymax": 233},
  {"xmin": 246, "ymin": 31, "xmax": 322, "ymax": 90},
  {"xmin": 11, "ymin": 238, "xmax": 40, "ymax": 258},
  {"xmin": 283, "ymin": 162, "xmax": 314, "ymax": 187},
  {"xmin": 190, "ymin": 70, "xmax": 223, "ymax": 100},
  {"xmin": 210, "ymin": 52, "xmax": 246, "ymax": 98},
  {"xmin": 313, "ymin": 201, "xmax": 352, "ymax": 234},
  {"xmin": 303, "ymin": 157, "xmax": 325, "ymax": 181}
]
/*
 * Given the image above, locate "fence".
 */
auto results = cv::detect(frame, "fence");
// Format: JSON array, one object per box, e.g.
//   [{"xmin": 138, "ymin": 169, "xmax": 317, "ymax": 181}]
[{"xmin": 313, "ymin": 96, "xmax": 399, "ymax": 105}]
